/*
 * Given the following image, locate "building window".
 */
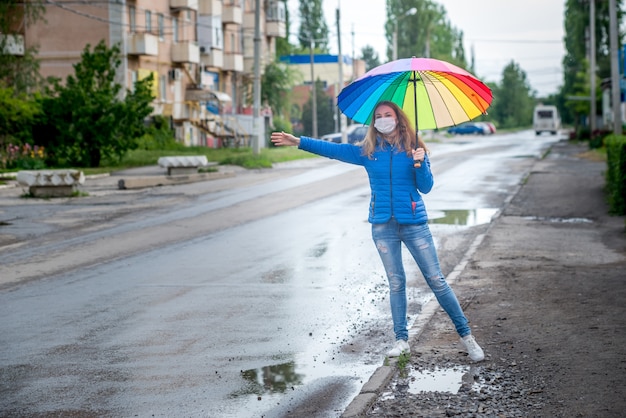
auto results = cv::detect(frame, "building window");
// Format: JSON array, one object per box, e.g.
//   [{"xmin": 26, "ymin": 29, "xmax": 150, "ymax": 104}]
[
  {"xmin": 158, "ymin": 14, "xmax": 164, "ymax": 40},
  {"xmin": 130, "ymin": 70, "xmax": 138, "ymax": 93},
  {"xmin": 215, "ymin": 27, "xmax": 222, "ymax": 49},
  {"xmin": 129, "ymin": 6, "xmax": 136, "ymax": 32},
  {"xmin": 231, "ymin": 33, "xmax": 235, "ymax": 53},
  {"xmin": 160, "ymin": 74, "xmax": 167, "ymax": 102},
  {"xmin": 145, "ymin": 10, "xmax": 152, "ymax": 33},
  {"xmin": 172, "ymin": 17, "xmax": 178, "ymax": 43},
  {"xmin": 267, "ymin": 1, "xmax": 285, "ymax": 21}
]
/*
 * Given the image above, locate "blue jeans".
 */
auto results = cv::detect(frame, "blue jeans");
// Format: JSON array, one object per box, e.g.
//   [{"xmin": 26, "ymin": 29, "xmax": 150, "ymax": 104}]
[{"xmin": 372, "ymin": 218, "xmax": 471, "ymax": 341}]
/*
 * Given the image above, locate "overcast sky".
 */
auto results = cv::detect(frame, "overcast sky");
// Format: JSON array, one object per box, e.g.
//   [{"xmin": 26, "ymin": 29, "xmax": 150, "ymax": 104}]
[{"xmin": 285, "ymin": 0, "xmax": 565, "ymax": 97}]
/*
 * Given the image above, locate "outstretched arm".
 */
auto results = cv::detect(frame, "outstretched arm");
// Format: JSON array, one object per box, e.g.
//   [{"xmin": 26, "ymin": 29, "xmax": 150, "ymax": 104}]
[{"xmin": 270, "ymin": 131, "xmax": 300, "ymax": 147}]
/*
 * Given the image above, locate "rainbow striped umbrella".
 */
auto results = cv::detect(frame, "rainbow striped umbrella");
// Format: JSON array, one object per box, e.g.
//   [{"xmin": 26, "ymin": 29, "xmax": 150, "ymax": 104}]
[{"xmin": 337, "ymin": 57, "xmax": 493, "ymax": 131}]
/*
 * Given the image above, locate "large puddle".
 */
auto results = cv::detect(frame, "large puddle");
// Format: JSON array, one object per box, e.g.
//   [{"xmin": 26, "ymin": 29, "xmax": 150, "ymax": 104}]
[
  {"xmin": 429, "ymin": 208, "xmax": 498, "ymax": 226},
  {"xmin": 238, "ymin": 361, "xmax": 304, "ymax": 396},
  {"xmin": 406, "ymin": 365, "xmax": 469, "ymax": 394}
]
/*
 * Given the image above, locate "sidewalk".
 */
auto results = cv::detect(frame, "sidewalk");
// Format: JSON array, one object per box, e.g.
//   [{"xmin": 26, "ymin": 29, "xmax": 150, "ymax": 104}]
[{"xmin": 348, "ymin": 139, "xmax": 626, "ymax": 417}]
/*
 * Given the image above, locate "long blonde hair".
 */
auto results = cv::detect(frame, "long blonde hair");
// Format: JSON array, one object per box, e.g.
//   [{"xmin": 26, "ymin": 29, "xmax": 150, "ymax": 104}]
[{"xmin": 360, "ymin": 101, "xmax": 428, "ymax": 158}]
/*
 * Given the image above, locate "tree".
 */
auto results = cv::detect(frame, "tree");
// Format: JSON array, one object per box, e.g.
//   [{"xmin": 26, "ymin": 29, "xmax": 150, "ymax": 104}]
[
  {"xmin": 302, "ymin": 79, "xmax": 334, "ymax": 137},
  {"xmin": 490, "ymin": 61, "xmax": 535, "ymax": 129},
  {"xmin": 0, "ymin": 0, "xmax": 47, "ymax": 94},
  {"xmin": 384, "ymin": 0, "xmax": 468, "ymax": 69},
  {"xmin": 297, "ymin": 0, "xmax": 329, "ymax": 52},
  {"xmin": 0, "ymin": 86, "xmax": 42, "ymax": 146},
  {"xmin": 360, "ymin": 45, "xmax": 381, "ymax": 71},
  {"xmin": 560, "ymin": 0, "xmax": 624, "ymax": 125},
  {"xmin": 261, "ymin": 61, "xmax": 302, "ymax": 117},
  {"xmin": 34, "ymin": 41, "xmax": 154, "ymax": 167}
]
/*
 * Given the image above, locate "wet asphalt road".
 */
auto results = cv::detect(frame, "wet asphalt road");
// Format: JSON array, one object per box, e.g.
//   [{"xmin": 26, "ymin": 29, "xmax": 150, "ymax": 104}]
[{"xmin": 0, "ymin": 131, "xmax": 562, "ymax": 417}]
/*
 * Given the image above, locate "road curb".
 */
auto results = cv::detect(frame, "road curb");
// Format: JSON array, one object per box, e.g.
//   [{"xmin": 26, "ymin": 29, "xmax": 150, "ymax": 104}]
[{"xmin": 116, "ymin": 171, "xmax": 235, "ymax": 189}]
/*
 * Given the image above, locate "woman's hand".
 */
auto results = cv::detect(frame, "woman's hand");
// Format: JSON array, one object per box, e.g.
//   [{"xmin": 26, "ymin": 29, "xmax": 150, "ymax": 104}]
[
  {"xmin": 412, "ymin": 147, "xmax": 425, "ymax": 163},
  {"xmin": 270, "ymin": 131, "xmax": 300, "ymax": 147}
]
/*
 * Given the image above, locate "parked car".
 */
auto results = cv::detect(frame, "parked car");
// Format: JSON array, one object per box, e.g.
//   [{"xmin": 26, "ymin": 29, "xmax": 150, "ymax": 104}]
[
  {"xmin": 321, "ymin": 124, "xmax": 369, "ymax": 143},
  {"xmin": 447, "ymin": 122, "xmax": 486, "ymax": 135},
  {"xmin": 474, "ymin": 122, "xmax": 492, "ymax": 135},
  {"xmin": 482, "ymin": 121, "xmax": 497, "ymax": 134}
]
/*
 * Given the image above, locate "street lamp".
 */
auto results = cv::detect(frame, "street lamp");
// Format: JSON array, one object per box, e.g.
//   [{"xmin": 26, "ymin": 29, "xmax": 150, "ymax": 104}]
[{"xmin": 393, "ymin": 7, "xmax": 417, "ymax": 61}]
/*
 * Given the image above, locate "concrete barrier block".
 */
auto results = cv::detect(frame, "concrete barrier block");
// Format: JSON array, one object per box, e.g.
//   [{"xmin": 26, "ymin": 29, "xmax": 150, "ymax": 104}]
[
  {"xmin": 158, "ymin": 156, "xmax": 209, "ymax": 175},
  {"xmin": 17, "ymin": 170, "xmax": 85, "ymax": 187},
  {"xmin": 17, "ymin": 170, "xmax": 85, "ymax": 197}
]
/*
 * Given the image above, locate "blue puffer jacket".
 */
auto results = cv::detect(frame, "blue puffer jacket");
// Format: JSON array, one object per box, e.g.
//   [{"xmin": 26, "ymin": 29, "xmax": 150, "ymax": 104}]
[{"xmin": 299, "ymin": 136, "xmax": 434, "ymax": 224}]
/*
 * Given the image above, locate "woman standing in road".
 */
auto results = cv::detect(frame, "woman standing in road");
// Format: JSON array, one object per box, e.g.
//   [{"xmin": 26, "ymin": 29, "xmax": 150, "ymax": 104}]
[{"xmin": 270, "ymin": 101, "xmax": 484, "ymax": 361}]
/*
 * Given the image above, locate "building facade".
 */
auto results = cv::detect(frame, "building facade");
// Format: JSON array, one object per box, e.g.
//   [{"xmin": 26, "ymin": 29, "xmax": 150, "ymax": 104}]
[{"xmin": 14, "ymin": 0, "xmax": 286, "ymax": 148}]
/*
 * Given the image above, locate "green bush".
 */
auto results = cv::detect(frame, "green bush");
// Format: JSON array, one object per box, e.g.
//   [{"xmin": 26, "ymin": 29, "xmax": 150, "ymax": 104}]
[
  {"xmin": 605, "ymin": 134, "xmax": 626, "ymax": 215},
  {"xmin": 135, "ymin": 115, "xmax": 182, "ymax": 151},
  {"xmin": 590, "ymin": 129, "xmax": 611, "ymax": 149}
]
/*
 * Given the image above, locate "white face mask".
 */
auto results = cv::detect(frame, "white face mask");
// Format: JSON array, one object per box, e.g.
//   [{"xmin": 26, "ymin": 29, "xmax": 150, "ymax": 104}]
[{"xmin": 374, "ymin": 117, "xmax": 397, "ymax": 134}]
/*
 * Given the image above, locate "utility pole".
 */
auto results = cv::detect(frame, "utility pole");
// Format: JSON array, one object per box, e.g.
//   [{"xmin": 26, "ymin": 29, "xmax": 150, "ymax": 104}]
[
  {"xmin": 351, "ymin": 23, "xmax": 355, "ymax": 78},
  {"xmin": 309, "ymin": 37, "xmax": 318, "ymax": 138},
  {"xmin": 337, "ymin": 5, "xmax": 347, "ymax": 143},
  {"xmin": 393, "ymin": 8, "xmax": 417, "ymax": 61},
  {"xmin": 393, "ymin": 21, "xmax": 398, "ymax": 61},
  {"xmin": 252, "ymin": 0, "xmax": 262, "ymax": 154},
  {"xmin": 609, "ymin": 0, "xmax": 622, "ymax": 134},
  {"xmin": 589, "ymin": 0, "xmax": 596, "ymax": 133}
]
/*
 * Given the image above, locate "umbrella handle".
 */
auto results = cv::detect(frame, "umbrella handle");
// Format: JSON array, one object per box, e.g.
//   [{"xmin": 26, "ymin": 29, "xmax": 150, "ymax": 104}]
[{"xmin": 413, "ymin": 160, "xmax": 422, "ymax": 168}]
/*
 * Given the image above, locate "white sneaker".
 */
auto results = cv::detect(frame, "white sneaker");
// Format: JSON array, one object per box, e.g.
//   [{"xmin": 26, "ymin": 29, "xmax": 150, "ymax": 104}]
[
  {"xmin": 387, "ymin": 339, "xmax": 410, "ymax": 357},
  {"xmin": 460, "ymin": 334, "xmax": 484, "ymax": 361}
]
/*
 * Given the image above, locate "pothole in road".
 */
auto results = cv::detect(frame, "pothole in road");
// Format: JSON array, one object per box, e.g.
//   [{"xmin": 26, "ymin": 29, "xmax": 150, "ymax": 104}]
[
  {"xmin": 381, "ymin": 364, "xmax": 500, "ymax": 399},
  {"xmin": 406, "ymin": 365, "xmax": 468, "ymax": 394},
  {"xmin": 379, "ymin": 365, "xmax": 468, "ymax": 398}
]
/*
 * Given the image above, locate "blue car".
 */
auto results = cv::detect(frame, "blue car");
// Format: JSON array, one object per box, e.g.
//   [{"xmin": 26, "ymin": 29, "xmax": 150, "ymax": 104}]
[{"xmin": 447, "ymin": 122, "xmax": 485, "ymax": 135}]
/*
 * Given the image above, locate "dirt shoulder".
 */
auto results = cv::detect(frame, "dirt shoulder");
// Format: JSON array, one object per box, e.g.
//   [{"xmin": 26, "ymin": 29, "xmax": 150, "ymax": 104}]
[{"xmin": 367, "ymin": 140, "xmax": 626, "ymax": 417}]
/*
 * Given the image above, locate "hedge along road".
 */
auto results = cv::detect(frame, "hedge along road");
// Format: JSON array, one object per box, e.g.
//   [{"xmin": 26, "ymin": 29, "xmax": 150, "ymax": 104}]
[{"xmin": 0, "ymin": 131, "xmax": 561, "ymax": 417}]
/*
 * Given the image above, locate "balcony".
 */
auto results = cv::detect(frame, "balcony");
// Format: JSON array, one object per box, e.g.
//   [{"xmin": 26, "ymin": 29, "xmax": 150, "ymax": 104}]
[
  {"xmin": 185, "ymin": 87, "xmax": 232, "ymax": 103},
  {"xmin": 222, "ymin": 2, "xmax": 243, "ymax": 24},
  {"xmin": 171, "ymin": 41, "xmax": 200, "ymax": 63},
  {"xmin": 265, "ymin": 20, "xmax": 285, "ymax": 38},
  {"xmin": 201, "ymin": 48, "xmax": 223, "ymax": 68},
  {"xmin": 223, "ymin": 52, "xmax": 243, "ymax": 72},
  {"xmin": 0, "ymin": 34, "xmax": 24, "ymax": 56},
  {"xmin": 198, "ymin": 0, "xmax": 221, "ymax": 15},
  {"xmin": 265, "ymin": 0, "xmax": 285, "ymax": 37},
  {"xmin": 170, "ymin": 0, "xmax": 198, "ymax": 11},
  {"xmin": 127, "ymin": 32, "xmax": 159, "ymax": 56},
  {"xmin": 242, "ymin": 12, "xmax": 264, "ymax": 32}
]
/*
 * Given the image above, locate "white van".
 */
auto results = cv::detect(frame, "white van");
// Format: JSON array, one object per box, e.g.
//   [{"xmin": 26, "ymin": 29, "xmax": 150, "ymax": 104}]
[{"xmin": 533, "ymin": 105, "xmax": 561, "ymax": 135}]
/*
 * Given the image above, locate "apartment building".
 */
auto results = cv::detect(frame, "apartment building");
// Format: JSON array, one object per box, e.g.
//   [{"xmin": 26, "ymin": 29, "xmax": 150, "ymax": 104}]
[{"xmin": 13, "ymin": 0, "xmax": 285, "ymax": 148}]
